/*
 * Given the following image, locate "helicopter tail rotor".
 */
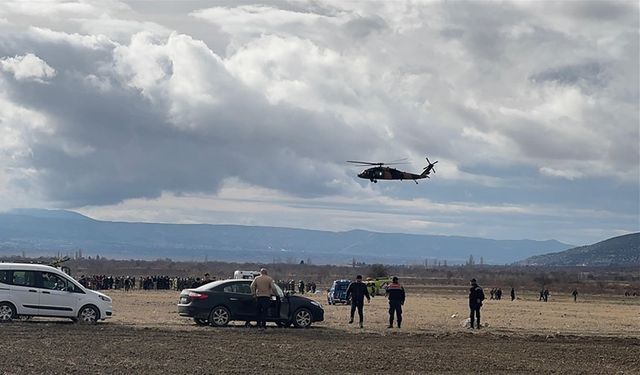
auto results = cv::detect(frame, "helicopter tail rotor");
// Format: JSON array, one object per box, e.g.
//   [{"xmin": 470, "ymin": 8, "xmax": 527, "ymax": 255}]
[{"xmin": 422, "ymin": 157, "xmax": 438, "ymax": 177}]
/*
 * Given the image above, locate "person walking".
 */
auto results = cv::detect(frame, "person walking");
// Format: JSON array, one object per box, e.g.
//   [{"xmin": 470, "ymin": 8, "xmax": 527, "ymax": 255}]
[
  {"xmin": 250, "ymin": 268, "xmax": 276, "ymax": 331},
  {"xmin": 468, "ymin": 278, "xmax": 485, "ymax": 329},
  {"xmin": 385, "ymin": 276, "xmax": 405, "ymax": 328},
  {"xmin": 510, "ymin": 287, "xmax": 516, "ymax": 301},
  {"xmin": 346, "ymin": 275, "xmax": 371, "ymax": 328},
  {"xmin": 572, "ymin": 288, "xmax": 578, "ymax": 302}
]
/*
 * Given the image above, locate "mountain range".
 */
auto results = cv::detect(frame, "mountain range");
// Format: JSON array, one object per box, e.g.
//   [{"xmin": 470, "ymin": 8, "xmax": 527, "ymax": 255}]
[
  {"xmin": 0, "ymin": 208, "xmax": 575, "ymax": 265},
  {"xmin": 519, "ymin": 232, "xmax": 639, "ymax": 266}
]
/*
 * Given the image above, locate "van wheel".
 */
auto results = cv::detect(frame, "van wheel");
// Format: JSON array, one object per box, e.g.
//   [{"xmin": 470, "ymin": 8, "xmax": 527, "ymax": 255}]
[
  {"xmin": 0, "ymin": 302, "xmax": 16, "ymax": 322},
  {"xmin": 292, "ymin": 308, "xmax": 312, "ymax": 328},
  {"xmin": 78, "ymin": 305, "xmax": 99, "ymax": 324},
  {"xmin": 209, "ymin": 306, "xmax": 230, "ymax": 327}
]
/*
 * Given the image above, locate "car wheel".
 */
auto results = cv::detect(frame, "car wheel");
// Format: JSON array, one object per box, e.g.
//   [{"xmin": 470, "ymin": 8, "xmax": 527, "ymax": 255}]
[
  {"xmin": 209, "ymin": 306, "xmax": 230, "ymax": 327},
  {"xmin": 0, "ymin": 302, "xmax": 16, "ymax": 322},
  {"xmin": 193, "ymin": 317, "xmax": 209, "ymax": 326},
  {"xmin": 292, "ymin": 308, "xmax": 312, "ymax": 328},
  {"xmin": 77, "ymin": 305, "xmax": 99, "ymax": 324}
]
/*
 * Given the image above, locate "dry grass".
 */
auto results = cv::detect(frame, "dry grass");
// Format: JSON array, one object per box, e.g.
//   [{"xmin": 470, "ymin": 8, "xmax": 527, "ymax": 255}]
[{"xmin": 108, "ymin": 286, "xmax": 640, "ymax": 338}]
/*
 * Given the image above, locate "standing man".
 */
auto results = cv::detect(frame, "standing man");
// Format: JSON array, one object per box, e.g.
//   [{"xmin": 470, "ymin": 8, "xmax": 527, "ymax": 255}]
[
  {"xmin": 468, "ymin": 278, "xmax": 485, "ymax": 329},
  {"xmin": 385, "ymin": 276, "xmax": 405, "ymax": 328},
  {"xmin": 346, "ymin": 275, "xmax": 371, "ymax": 328},
  {"xmin": 510, "ymin": 287, "xmax": 516, "ymax": 301},
  {"xmin": 250, "ymin": 268, "xmax": 276, "ymax": 331},
  {"xmin": 572, "ymin": 288, "xmax": 578, "ymax": 302}
]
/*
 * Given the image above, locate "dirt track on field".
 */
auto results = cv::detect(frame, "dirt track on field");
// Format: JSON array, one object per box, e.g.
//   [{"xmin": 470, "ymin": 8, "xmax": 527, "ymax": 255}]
[{"xmin": 1, "ymin": 289, "xmax": 639, "ymax": 374}]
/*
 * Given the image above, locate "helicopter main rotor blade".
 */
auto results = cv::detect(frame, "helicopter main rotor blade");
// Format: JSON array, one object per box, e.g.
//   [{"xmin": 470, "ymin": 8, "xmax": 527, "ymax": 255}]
[
  {"xmin": 346, "ymin": 160, "xmax": 384, "ymax": 166},
  {"xmin": 347, "ymin": 160, "xmax": 408, "ymax": 166}
]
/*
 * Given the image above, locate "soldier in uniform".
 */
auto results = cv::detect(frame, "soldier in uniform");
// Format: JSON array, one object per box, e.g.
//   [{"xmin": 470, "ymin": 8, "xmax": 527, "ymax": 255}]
[
  {"xmin": 385, "ymin": 276, "xmax": 405, "ymax": 328},
  {"xmin": 468, "ymin": 278, "xmax": 485, "ymax": 329}
]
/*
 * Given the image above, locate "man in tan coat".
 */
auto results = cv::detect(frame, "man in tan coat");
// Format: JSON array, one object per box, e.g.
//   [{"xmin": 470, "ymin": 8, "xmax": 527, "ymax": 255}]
[{"xmin": 250, "ymin": 268, "xmax": 275, "ymax": 330}]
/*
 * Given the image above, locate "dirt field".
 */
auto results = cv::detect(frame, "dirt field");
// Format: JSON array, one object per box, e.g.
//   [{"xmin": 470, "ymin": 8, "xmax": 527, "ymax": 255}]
[{"xmin": 1, "ymin": 288, "xmax": 639, "ymax": 374}]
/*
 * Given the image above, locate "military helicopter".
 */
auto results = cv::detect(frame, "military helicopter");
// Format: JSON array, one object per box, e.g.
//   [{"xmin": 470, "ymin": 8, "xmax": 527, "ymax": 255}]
[{"xmin": 347, "ymin": 157, "xmax": 438, "ymax": 184}]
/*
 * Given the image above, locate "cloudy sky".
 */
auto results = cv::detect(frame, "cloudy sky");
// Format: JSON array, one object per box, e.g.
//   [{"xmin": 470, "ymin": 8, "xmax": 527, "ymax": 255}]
[{"xmin": 0, "ymin": 0, "xmax": 637, "ymax": 245}]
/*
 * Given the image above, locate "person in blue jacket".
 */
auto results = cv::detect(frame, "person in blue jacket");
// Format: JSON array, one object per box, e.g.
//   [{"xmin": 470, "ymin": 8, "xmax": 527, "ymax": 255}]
[
  {"xmin": 346, "ymin": 275, "xmax": 370, "ymax": 328},
  {"xmin": 469, "ymin": 278, "xmax": 485, "ymax": 329}
]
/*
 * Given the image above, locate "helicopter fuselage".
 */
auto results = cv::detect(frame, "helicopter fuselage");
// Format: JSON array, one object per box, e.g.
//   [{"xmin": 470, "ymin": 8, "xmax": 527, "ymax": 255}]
[{"xmin": 358, "ymin": 166, "xmax": 425, "ymax": 183}]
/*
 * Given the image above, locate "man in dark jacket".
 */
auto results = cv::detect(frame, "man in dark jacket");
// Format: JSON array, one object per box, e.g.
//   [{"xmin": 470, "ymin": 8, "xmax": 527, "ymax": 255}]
[
  {"xmin": 346, "ymin": 275, "xmax": 371, "ymax": 328},
  {"xmin": 469, "ymin": 278, "xmax": 485, "ymax": 329},
  {"xmin": 385, "ymin": 276, "xmax": 405, "ymax": 328}
]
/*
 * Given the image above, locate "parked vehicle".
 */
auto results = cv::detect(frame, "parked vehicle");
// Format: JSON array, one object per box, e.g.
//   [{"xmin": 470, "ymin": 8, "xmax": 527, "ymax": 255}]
[
  {"xmin": 178, "ymin": 279, "xmax": 323, "ymax": 328},
  {"xmin": 327, "ymin": 279, "xmax": 351, "ymax": 305},
  {"xmin": 233, "ymin": 270, "xmax": 260, "ymax": 279},
  {"xmin": 0, "ymin": 263, "xmax": 113, "ymax": 324},
  {"xmin": 365, "ymin": 277, "xmax": 392, "ymax": 296}
]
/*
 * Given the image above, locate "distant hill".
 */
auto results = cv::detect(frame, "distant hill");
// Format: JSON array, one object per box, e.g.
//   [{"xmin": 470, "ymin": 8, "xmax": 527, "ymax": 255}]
[
  {"xmin": 0, "ymin": 209, "xmax": 572, "ymax": 265},
  {"xmin": 519, "ymin": 233, "xmax": 640, "ymax": 266}
]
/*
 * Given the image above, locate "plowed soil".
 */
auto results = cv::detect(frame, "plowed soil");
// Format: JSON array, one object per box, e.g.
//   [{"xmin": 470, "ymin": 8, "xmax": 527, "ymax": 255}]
[{"xmin": 1, "ymin": 288, "xmax": 639, "ymax": 374}]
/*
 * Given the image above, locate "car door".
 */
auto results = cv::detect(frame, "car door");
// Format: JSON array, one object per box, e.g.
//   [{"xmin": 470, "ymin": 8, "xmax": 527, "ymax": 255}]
[
  {"xmin": 9, "ymin": 270, "xmax": 40, "ymax": 315},
  {"xmin": 222, "ymin": 282, "xmax": 256, "ymax": 320},
  {"xmin": 270, "ymin": 284, "xmax": 290, "ymax": 321},
  {"xmin": 37, "ymin": 271, "xmax": 80, "ymax": 317}
]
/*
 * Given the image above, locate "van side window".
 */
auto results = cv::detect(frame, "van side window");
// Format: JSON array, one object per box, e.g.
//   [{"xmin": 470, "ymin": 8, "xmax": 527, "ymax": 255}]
[
  {"xmin": 41, "ymin": 272, "xmax": 68, "ymax": 291},
  {"xmin": 0, "ymin": 270, "xmax": 9, "ymax": 284},
  {"xmin": 12, "ymin": 271, "xmax": 37, "ymax": 287}
]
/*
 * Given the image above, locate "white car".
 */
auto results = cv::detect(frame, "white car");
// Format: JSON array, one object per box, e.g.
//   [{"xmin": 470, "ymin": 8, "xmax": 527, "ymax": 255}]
[{"xmin": 0, "ymin": 263, "xmax": 112, "ymax": 324}]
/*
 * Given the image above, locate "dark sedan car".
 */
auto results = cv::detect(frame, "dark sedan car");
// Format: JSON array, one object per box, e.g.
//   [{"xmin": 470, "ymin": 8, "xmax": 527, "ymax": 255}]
[{"xmin": 178, "ymin": 279, "xmax": 324, "ymax": 328}]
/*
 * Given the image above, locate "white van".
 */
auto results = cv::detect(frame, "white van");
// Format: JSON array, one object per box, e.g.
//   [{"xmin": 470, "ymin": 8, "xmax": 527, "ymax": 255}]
[
  {"xmin": 233, "ymin": 270, "xmax": 260, "ymax": 279},
  {"xmin": 0, "ymin": 263, "xmax": 112, "ymax": 324}
]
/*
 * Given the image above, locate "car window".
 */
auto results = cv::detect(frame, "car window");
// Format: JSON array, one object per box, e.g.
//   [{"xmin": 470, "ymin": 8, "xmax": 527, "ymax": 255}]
[
  {"xmin": 41, "ymin": 272, "xmax": 69, "ymax": 291},
  {"xmin": 0, "ymin": 270, "xmax": 9, "ymax": 284},
  {"xmin": 223, "ymin": 283, "xmax": 252, "ymax": 294},
  {"xmin": 12, "ymin": 271, "xmax": 37, "ymax": 287}
]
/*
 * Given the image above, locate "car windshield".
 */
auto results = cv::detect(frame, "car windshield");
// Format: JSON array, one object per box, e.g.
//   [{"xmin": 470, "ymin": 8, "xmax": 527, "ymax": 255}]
[{"xmin": 335, "ymin": 283, "xmax": 349, "ymax": 291}]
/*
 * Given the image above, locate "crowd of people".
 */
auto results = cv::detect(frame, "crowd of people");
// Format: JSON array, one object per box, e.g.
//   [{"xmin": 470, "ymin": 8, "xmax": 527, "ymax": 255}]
[
  {"xmin": 78, "ymin": 274, "xmax": 215, "ymax": 291},
  {"xmin": 76, "ymin": 273, "xmax": 320, "ymax": 295}
]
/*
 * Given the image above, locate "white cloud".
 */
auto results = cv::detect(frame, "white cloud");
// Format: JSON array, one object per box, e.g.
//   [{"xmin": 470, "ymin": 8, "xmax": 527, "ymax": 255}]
[
  {"xmin": 0, "ymin": 53, "xmax": 56, "ymax": 82},
  {"xmin": 0, "ymin": 1, "xmax": 636, "ymax": 245},
  {"xmin": 539, "ymin": 167, "xmax": 584, "ymax": 180},
  {"xmin": 29, "ymin": 27, "xmax": 115, "ymax": 50},
  {"xmin": 191, "ymin": 5, "xmax": 332, "ymax": 35}
]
